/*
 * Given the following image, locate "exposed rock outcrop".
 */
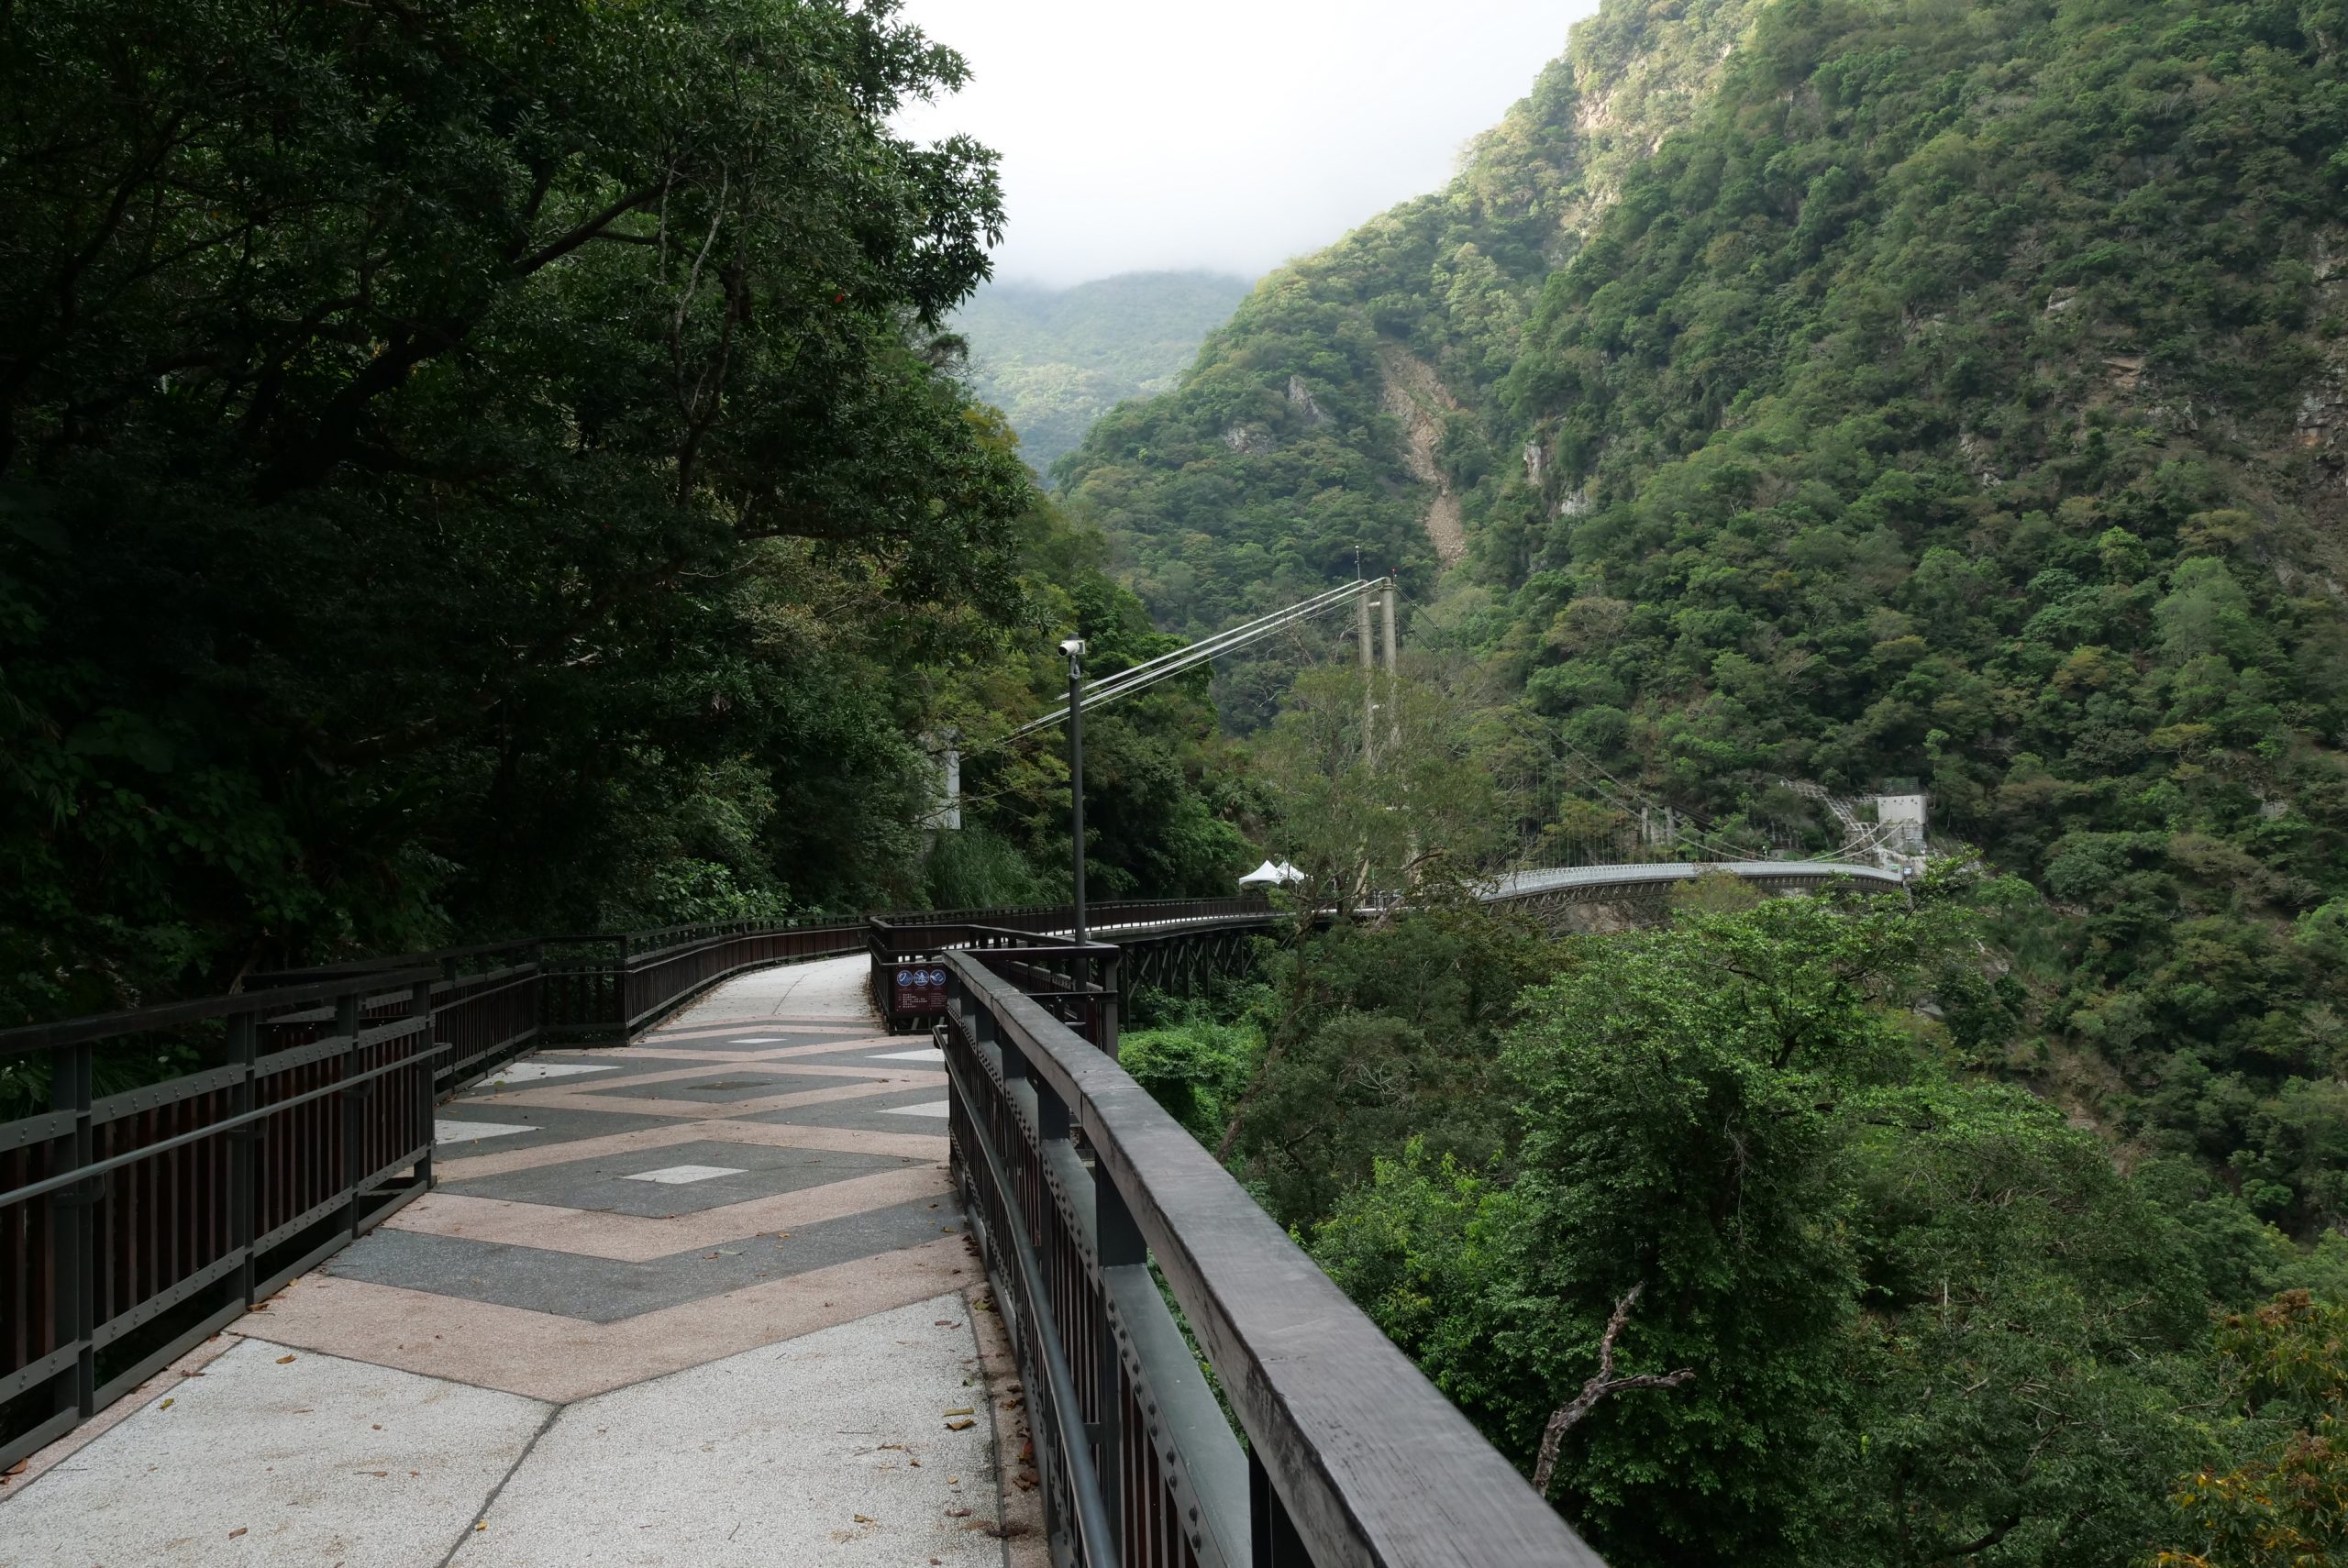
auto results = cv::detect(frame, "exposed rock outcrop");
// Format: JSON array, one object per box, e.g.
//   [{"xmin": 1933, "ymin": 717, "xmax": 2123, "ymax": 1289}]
[{"xmin": 1376, "ymin": 345, "xmax": 1468, "ymax": 567}]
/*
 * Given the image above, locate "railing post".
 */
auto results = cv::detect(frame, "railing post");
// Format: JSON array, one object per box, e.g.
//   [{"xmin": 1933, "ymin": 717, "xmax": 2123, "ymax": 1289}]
[
  {"xmin": 411, "ymin": 977, "xmax": 437, "ymax": 1189},
  {"xmin": 614, "ymin": 933, "xmax": 631, "ymax": 1043},
  {"xmin": 1094, "ymin": 1158, "xmax": 1142, "ymax": 1549},
  {"xmin": 338, "ymin": 991, "xmax": 364, "ymax": 1237},
  {"xmin": 997, "ymin": 1006, "xmax": 1024, "ymax": 1088},
  {"xmin": 228, "ymin": 1009, "xmax": 258, "ymax": 1306},
  {"xmin": 1098, "ymin": 951, "xmax": 1121, "ymax": 1062},
  {"xmin": 1031, "ymin": 1070, "xmax": 1070, "ymax": 1553},
  {"xmin": 50, "ymin": 1040, "xmax": 96, "ymax": 1424}
]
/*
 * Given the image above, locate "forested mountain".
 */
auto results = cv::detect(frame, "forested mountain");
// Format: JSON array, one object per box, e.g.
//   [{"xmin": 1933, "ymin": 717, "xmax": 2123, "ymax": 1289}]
[
  {"xmin": 1066, "ymin": 0, "xmax": 2348, "ymax": 1235},
  {"xmin": 1073, "ymin": 4, "xmax": 2348, "ymax": 1556},
  {"xmin": 0, "ymin": 0, "xmax": 1246, "ymax": 1025},
  {"xmin": 952, "ymin": 271, "xmax": 1251, "ymax": 472}
]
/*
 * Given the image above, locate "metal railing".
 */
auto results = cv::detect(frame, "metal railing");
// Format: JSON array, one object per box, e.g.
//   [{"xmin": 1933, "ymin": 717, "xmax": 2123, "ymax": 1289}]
[
  {"xmin": 869, "ymin": 900, "xmax": 1279, "ymax": 1043},
  {"xmin": 939, "ymin": 949, "xmax": 1602, "ymax": 1568},
  {"xmin": 253, "ymin": 939, "xmax": 544, "ymax": 1093},
  {"xmin": 1, "ymin": 971, "xmax": 444, "ymax": 1468},
  {"xmin": 539, "ymin": 919, "xmax": 869, "ymax": 1043},
  {"xmin": 869, "ymin": 920, "xmax": 1126, "ymax": 1046},
  {"xmin": 534, "ymin": 899, "xmax": 1271, "ymax": 1045},
  {"xmin": 0, "ymin": 893, "xmax": 1283, "ymax": 1470}
]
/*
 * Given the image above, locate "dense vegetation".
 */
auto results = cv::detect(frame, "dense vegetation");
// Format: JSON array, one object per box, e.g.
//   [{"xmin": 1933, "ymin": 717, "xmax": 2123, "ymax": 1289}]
[
  {"xmin": 1069, "ymin": 0, "xmax": 2348, "ymax": 1558},
  {"xmin": 0, "ymin": 0, "xmax": 1247, "ymax": 1025},
  {"xmin": 1121, "ymin": 886, "xmax": 2348, "ymax": 1567},
  {"xmin": 1064, "ymin": 0, "xmax": 2348, "ymax": 1238},
  {"xmin": 951, "ymin": 271, "xmax": 1251, "ymax": 473}
]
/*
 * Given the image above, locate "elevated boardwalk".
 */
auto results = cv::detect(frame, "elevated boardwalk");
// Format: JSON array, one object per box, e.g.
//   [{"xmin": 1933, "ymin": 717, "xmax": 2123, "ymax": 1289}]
[
  {"xmin": 1, "ymin": 866, "xmax": 1916, "ymax": 1566},
  {"xmin": 0, "ymin": 957, "xmax": 1046, "ymax": 1566}
]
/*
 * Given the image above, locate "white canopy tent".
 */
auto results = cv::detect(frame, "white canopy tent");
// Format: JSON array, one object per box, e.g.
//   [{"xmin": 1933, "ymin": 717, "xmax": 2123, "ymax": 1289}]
[{"xmin": 1238, "ymin": 858, "xmax": 1305, "ymax": 889}]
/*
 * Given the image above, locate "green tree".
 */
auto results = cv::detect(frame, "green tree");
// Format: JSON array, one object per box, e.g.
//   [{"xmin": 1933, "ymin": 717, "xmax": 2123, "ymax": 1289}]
[
  {"xmin": 2158, "ymin": 1291, "xmax": 2348, "ymax": 1568},
  {"xmin": 0, "ymin": 0, "xmax": 1035, "ymax": 1018},
  {"xmin": 1313, "ymin": 895, "xmax": 2222, "ymax": 1568}
]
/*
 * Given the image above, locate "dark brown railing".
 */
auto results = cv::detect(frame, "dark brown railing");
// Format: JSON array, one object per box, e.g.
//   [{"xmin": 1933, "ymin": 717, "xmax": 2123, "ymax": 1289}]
[
  {"xmin": 252, "ymin": 940, "xmax": 543, "ymax": 1092},
  {"xmin": 867, "ymin": 898, "xmax": 1277, "ymax": 1043},
  {"xmin": 1, "ymin": 971, "xmax": 442, "ymax": 1468},
  {"xmin": 540, "ymin": 919, "xmax": 869, "ymax": 1043},
  {"xmin": 0, "ymin": 894, "xmax": 1280, "ymax": 1471},
  {"xmin": 939, "ymin": 948, "xmax": 1603, "ymax": 1568}
]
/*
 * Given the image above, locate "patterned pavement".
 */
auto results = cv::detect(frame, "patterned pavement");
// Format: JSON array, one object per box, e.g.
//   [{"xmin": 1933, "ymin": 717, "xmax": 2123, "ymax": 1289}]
[{"xmin": 1, "ymin": 956, "xmax": 1046, "ymax": 1567}]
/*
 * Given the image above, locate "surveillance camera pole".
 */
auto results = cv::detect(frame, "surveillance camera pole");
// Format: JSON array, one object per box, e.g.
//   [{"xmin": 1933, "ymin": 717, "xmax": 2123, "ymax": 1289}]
[{"xmin": 1066, "ymin": 641, "xmax": 1087, "ymax": 946}]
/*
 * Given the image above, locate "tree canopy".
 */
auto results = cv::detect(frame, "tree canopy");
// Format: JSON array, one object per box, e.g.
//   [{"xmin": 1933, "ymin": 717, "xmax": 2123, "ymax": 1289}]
[
  {"xmin": 1058, "ymin": 0, "xmax": 2348, "ymax": 1232},
  {"xmin": 0, "ymin": 0, "xmax": 1253, "ymax": 1022}
]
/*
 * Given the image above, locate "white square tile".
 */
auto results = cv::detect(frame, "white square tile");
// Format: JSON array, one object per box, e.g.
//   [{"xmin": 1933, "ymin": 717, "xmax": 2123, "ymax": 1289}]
[
  {"xmin": 622, "ymin": 1164, "xmax": 748, "ymax": 1186},
  {"xmin": 482, "ymin": 1060, "xmax": 621, "ymax": 1084},
  {"xmin": 434, "ymin": 1120, "xmax": 536, "ymax": 1144},
  {"xmin": 867, "ymin": 1047, "xmax": 944, "ymax": 1062},
  {"xmin": 880, "ymin": 1101, "xmax": 952, "ymax": 1118}
]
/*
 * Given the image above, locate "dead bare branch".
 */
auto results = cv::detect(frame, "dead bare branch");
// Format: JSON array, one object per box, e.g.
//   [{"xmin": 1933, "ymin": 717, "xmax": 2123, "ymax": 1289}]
[{"xmin": 1532, "ymin": 1283, "xmax": 1695, "ymax": 1496}]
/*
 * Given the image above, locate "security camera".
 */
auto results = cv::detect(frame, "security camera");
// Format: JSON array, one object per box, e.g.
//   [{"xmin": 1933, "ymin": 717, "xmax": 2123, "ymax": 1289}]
[{"xmin": 1058, "ymin": 637, "xmax": 1086, "ymax": 657}]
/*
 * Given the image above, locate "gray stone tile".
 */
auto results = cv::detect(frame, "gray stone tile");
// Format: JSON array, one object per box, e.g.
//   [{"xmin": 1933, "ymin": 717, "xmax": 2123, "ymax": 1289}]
[
  {"xmin": 324, "ymin": 1198, "xmax": 963, "ymax": 1321},
  {"xmin": 736, "ymin": 1090, "xmax": 971, "ymax": 1137},
  {"xmin": 443, "ymin": 1297, "xmax": 1002, "ymax": 1568},
  {"xmin": 428, "ymin": 1102, "xmax": 686, "ymax": 1156},
  {"xmin": 0, "ymin": 1337, "xmax": 549, "ymax": 1566},
  {"xmin": 446, "ymin": 1140, "xmax": 917, "ymax": 1217},
  {"xmin": 595, "ymin": 1071, "xmax": 851, "ymax": 1105}
]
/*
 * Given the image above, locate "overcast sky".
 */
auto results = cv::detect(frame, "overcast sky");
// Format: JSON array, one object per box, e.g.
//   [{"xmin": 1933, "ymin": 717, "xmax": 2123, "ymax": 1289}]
[{"xmin": 892, "ymin": 1, "xmax": 1599, "ymax": 288}]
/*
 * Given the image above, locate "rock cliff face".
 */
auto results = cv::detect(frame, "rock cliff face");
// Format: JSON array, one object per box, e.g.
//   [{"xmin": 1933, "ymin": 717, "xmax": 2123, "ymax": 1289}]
[{"xmin": 1377, "ymin": 345, "xmax": 1468, "ymax": 564}]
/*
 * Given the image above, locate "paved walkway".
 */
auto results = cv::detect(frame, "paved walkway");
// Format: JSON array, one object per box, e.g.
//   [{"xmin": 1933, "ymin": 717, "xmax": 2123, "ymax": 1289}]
[{"xmin": 1, "ymin": 957, "xmax": 1044, "ymax": 1567}]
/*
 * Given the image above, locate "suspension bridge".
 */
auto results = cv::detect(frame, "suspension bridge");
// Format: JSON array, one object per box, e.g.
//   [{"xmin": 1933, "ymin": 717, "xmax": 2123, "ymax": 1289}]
[{"xmin": 0, "ymin": 580, "xmax": 1923, "ymax": 1568}]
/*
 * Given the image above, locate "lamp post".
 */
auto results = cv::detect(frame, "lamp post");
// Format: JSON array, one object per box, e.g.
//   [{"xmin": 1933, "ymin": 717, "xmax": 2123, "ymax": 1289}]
[{"xmin": 1060, "ymin": 637, "xmax": 1088, "ymax": 945}]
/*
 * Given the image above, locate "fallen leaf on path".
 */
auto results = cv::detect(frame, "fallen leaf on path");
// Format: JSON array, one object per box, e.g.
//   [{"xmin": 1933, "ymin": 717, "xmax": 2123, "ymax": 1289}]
[
  {"xmin": 943, "ymin": 1407, "xmax": 973, "ymax": 1417},
  {"xmin": 159, "ymin": 1397, "xmax": 173, "ymax": 1410},
  {"xmin": 228, "ymin": 1527, "xmax": 248, "ymax": 1539},
  {"xmin": 275, "ymin": 1354, "xmax": 295, "ymax": 1364},
  {"xmin": 945, "ymin": 1419, "xmax": 976, "ymax": 1431}
]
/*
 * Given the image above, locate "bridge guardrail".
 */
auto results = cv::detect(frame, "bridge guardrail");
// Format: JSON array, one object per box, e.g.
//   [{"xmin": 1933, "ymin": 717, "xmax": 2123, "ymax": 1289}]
[
  {"xmin": 939, "ymin": 948, "xmax": 1604, "ymax": 1568},
  {"xmin": 869, "ymin": 900, "xmax": 1279, "ymax": 1048},
  {"xmin": 253, "ymin": 939, "xmax": 545, "ymax": 1093},
  {"xmin": 0, "ymin": 970, "xmax": 443, "ymax": 1470}
]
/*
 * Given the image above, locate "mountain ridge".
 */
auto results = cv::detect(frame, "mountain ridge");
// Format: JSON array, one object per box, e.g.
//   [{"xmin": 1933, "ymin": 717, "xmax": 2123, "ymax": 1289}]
[
  {"xmin": 951, "ymin": 269, "xmax": 1252, "ymax": 472},
  {"xmin": 1061, "ymin": 0, "xmax": 2348, "ymax": 1239}
]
